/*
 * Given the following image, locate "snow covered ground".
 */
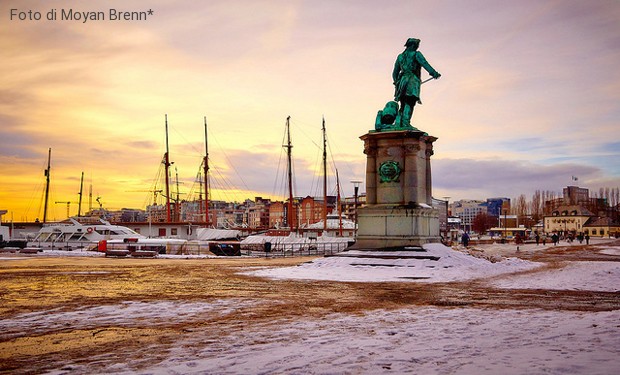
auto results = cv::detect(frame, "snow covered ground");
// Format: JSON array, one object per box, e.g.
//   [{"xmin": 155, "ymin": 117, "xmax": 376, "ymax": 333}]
[
  {"xmin": 246, "ymin": 243, "xmax": 541, "ymax": 283},
  {"xmin": 3, "ymin": 239, "xmax": 619, "ymax": 374},
  {"xmin": 148, "ymin": 307, "xmax": 620, "ymax": 375},
  {"xmin": 26, "ymin": 302, "xmax": 615, "ymax": 375}
]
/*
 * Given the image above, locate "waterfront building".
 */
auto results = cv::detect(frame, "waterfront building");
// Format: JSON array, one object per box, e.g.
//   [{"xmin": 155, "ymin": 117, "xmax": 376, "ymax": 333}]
[
  {"xmin": 450, "ymin": 200, "xmax": 486, "ymax": 232},
  {"xmin": 543, "ymin": 205, "xmax": 594, "ymax": 235}
]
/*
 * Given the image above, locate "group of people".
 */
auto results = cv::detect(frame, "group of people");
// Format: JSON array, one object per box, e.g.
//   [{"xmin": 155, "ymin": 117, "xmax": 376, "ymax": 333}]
[
  {"xmin": 540, "ymin": 232, "xmax": 590, "ymax": 246},
  {"xmin": 458, "ymin": 231, "xmax": 591, "ymax": 248}
]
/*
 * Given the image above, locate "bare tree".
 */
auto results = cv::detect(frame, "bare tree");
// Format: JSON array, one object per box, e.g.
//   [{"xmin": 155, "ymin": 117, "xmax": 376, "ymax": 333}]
[
  {"xmin": 515, "ymin": 194, "xmax": 528, "ymax": 217},
  {"xmin": 531, "ymin": 190, "xmax": 542, "ymax": 222},
  {"xmin": 605, "ymin": 187, "xmax": 611, "ymax": 205}
]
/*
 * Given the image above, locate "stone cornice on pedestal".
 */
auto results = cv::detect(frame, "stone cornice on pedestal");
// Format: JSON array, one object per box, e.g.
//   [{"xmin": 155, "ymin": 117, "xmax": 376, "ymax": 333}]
[{"xmin": 361, "ymin": 130, "xmax": 438, "ymax": 144}]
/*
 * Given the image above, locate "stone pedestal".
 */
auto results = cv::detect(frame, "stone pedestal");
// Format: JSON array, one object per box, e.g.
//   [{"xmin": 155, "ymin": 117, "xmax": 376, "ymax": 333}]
[{"xmin": 352, "ymin": 130, "xmax": 440, "ymax": 249}]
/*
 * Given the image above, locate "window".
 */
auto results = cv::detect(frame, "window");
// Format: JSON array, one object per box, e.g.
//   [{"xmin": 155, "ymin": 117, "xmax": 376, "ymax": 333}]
[{"xmin": 171, "ymin": 228, "xmax": 178, "ymax": 236}]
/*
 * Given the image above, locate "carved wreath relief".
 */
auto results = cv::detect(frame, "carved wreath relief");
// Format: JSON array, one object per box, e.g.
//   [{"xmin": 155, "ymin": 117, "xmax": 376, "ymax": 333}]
[{"xmin": 378, "ymin": 161, "xmax": 401, "ymax": 183}]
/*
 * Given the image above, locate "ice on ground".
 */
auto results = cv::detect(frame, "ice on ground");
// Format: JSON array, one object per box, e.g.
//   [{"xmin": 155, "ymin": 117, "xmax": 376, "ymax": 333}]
[
  {"xmin": 246, "ymin": 243, "xmax": 541, "ymax": 283},
  {"xmin": 38, "ymin": 304, "xmax": 619, "ymax": 375},
  {"xmin": 490, "ymin": 261, "xmax": 620, "ymax": 292},
  {"xmin": 156, "ymin": 308, "xmax": 620, "ymax": 375},
  {"xmin": 0, "ymin": 299, "xmax": 258, "ymax": 341},
  {"xmin": 600, "ymin": 248, "xmax": 620, "ymax": 256}
]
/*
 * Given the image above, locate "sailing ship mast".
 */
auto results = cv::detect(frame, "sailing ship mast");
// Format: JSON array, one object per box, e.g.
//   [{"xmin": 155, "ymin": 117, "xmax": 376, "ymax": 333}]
[
  {"xmin": 77, "ymin": 171, "xmax": 84, "ymax": 217},
  {"xmin": 203, "ymin": 116, "xmax": 210, "ymax": 226},
  {"xmin": 284, "ymin": 116, "xmax": 295, "ymax": 232},
  {"xmin": 336, "ymin": 169, "xmax": 343, "ymax": 236},
  {"xmin": 163, "ymin": 114, "xmax": 172, "ymax": 222},
  {"xmin": 175, "ymin": 167, "xmax": 181, "ymax": 221},
  {"xmin": 43, "ymin": 148, "xmax": 51, "ymax": 223},
  {"xmin": 322, "ymin": 117, "xmax": 328, "ymax": 232}
]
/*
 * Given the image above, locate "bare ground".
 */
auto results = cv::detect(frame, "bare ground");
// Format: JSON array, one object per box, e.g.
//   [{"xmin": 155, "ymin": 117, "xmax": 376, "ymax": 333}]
[{"xmin": 1, "ymin": 241, "xmax": 619, "ymax": 374}]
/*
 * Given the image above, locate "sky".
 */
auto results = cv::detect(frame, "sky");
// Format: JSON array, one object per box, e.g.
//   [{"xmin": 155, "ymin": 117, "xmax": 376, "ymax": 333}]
[{"xmin": 1, "ymin": 0, "xmax": 619, "ymax": 221}]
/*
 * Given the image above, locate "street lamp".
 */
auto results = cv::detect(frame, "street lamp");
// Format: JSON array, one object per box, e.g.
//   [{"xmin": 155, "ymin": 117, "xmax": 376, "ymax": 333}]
[
  {"xmin": 503, "ymin": 208, "xmax": 508, "ymax": 243},
  {"xmin": 351, "ymin": 180, "xmax": 362, "ymax": 228}
]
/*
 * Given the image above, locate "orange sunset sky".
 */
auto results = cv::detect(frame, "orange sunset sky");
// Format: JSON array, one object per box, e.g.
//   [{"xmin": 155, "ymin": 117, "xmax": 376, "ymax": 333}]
[{"xmin": 1, "ymin": 0, "xmax": 619, "ymax": 221}]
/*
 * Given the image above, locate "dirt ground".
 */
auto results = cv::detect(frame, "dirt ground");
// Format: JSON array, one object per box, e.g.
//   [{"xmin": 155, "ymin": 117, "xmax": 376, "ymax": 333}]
[{"xmin": 1, "ymin": 241, "xmax": 619, "ymax": 374}]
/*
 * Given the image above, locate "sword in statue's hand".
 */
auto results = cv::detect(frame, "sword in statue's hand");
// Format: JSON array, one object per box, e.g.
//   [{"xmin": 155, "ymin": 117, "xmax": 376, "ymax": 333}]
[{"xmin": 421, "ymin": 76, "xmax": 439, "ymax": 84}]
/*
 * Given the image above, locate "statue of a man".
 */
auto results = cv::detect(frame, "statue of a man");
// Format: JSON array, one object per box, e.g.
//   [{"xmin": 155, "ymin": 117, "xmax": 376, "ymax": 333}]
[{"xmin": 392, "ymin": 38, "xmax": 441, "ymax": 127}]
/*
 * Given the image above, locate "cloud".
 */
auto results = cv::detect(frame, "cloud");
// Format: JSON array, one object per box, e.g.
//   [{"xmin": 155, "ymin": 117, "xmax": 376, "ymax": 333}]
[
  {"xmin": 1, "ymin": 0, "xmax": 619, "ymax": 220},
  {"xmin": 432, "ymin": 158, "xmax": 606, "ymax": 200}
]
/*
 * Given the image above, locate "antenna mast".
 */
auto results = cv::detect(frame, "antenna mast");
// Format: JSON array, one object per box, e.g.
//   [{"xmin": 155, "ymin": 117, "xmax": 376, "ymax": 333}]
[
  {"xmin": 336, "ymin": 169, "xmax": 343, "ymax": 236},
  {"xmin": 322, "ymin": 117, "xmax": 328, "ymax": 232},
  {"xmin": 77, "ymin": 171, "xmax": 84, "ymax": 217},
  {"xmin": 175, "ymin": 167, "xmax": 180, "ymax": 222},
  {"xmin": 164, "ymin": 114, "xmax": 172, "ymax": 222},
  {"xmin": 284, "ymin": 116, "xmax": 295, "ymax": 231},
  {"xmin": 204, "ymin": 116, "xmax": 210, "ymax": 226},
  {"xmin": 43, "ymin": 148, "xmax": 51, "ymax": 223}
]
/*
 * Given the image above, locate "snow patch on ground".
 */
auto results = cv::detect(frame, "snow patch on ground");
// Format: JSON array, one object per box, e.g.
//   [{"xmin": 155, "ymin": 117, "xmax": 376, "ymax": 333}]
[
  {"xmin": 0, "ymin": 299, "xmax": 257, "ymax": 341},
  {"xmin": 156, "ymin": 308, "xmax": 620, "ymax": 375},
  {"xmin": 4, "ymin": 240, "xmax": 620, "ymax": 374},
  {"xmin": 246, "ymin": 243, "xmax": 541, "ymax": 283},
  {"xmin": 40, "ymin": 305, "xmax": 620, "ymax": 375},
  {"xmin": 600, "ymin": 248, "xmax": 620, "ymax": 256},
  {"xmin": 490, "ymin": 261, "xmax": 620, "ymax": 292}
]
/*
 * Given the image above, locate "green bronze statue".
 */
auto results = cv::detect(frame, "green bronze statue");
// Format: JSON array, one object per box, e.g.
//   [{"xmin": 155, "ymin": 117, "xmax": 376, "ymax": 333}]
[
  {"xmin": 386, "ymin": 38, "xmax": 440, "ymax": 130},
  {"xmin": 374, "ymin": 38, "xmax": 441, "ymax": 132}
]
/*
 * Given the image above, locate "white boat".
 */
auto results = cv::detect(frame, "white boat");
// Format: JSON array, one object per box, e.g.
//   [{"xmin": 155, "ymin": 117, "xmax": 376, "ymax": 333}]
[
  {"xmin": 303, "ymin": 213, "xmax": 356, "ymax": 231},
  {"xmin": 28, "ymin": 216, "xmax": 145, "ymax": 250}
]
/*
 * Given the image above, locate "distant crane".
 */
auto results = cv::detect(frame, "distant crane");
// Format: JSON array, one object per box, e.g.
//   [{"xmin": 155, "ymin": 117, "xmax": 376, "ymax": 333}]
[{"xmin": 54, "ymin": 201, "xmax": 77, "ymax": 218}]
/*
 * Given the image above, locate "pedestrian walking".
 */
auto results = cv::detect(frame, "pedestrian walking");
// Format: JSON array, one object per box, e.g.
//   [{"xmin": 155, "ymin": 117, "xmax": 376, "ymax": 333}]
[{"xmin": 461, "ymin": 232, "xmax": 470, "ymax": 247}]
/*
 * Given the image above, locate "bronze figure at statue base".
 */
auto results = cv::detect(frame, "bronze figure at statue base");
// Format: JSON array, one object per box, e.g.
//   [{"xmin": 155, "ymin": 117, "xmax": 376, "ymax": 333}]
[{"xmin": 350, "ymin": 129, "xmax": 440, "ymax": 249}]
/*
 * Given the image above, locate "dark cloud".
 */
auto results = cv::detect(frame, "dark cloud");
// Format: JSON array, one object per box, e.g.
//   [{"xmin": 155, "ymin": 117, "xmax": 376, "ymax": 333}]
[
  {"xmin": 0, "ymin": 115, "xmax": 41, "ymax": 160},
  {"xmin": 601, "ymin": 141, "xmax": 620, "ymax": 153},
  {"xmin": 433, "ymin": 158, "xmax": 602, "ymax": 199}
]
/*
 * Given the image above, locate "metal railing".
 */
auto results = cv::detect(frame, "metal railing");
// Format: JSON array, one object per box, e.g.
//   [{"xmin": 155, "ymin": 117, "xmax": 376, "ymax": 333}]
[
  {"xmin": 25, "ymin": 241, "xmax": 96, "ymax": 251},
  {"xmin": 23, "ymin": 240, "xmax": 352, "ymax": 258},
  {"xmin": 242, "ymin": 241, "xmax": 350, "ymax": 258}
]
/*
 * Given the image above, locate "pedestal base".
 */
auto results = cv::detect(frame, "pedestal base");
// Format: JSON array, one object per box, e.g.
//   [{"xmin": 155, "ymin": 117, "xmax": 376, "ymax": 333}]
[{"xmin": 351, "ymin": 205, "xmax": 440, "ymax": 249}]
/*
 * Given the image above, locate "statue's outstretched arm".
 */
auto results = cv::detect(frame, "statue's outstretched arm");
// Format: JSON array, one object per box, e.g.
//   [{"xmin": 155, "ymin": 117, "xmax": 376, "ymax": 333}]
[{"xmin": 416, "ymin": 52, "xmax": 441, "ymax": 79}]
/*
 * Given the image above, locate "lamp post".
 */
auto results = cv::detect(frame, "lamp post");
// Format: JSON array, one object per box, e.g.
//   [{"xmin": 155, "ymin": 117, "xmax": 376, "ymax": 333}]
[
  {"xmin": 503, "ymin": 208, "xmax": 507, "ymax": 242},
  {"xmin": 351, "ymin": 180, "xmax": 362, "ymax": 228}
]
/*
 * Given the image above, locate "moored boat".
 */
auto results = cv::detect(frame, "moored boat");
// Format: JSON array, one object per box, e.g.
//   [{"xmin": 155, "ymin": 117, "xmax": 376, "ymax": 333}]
[{"xmin": 28, "ymin": 216, "xmax": 145, "ymax": 250}]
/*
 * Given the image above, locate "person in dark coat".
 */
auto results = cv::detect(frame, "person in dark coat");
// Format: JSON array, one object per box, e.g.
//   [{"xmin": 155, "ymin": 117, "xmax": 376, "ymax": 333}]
[{"xmin": 461, "ymin": 232, "xmax": 470, "ymax": 247}]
